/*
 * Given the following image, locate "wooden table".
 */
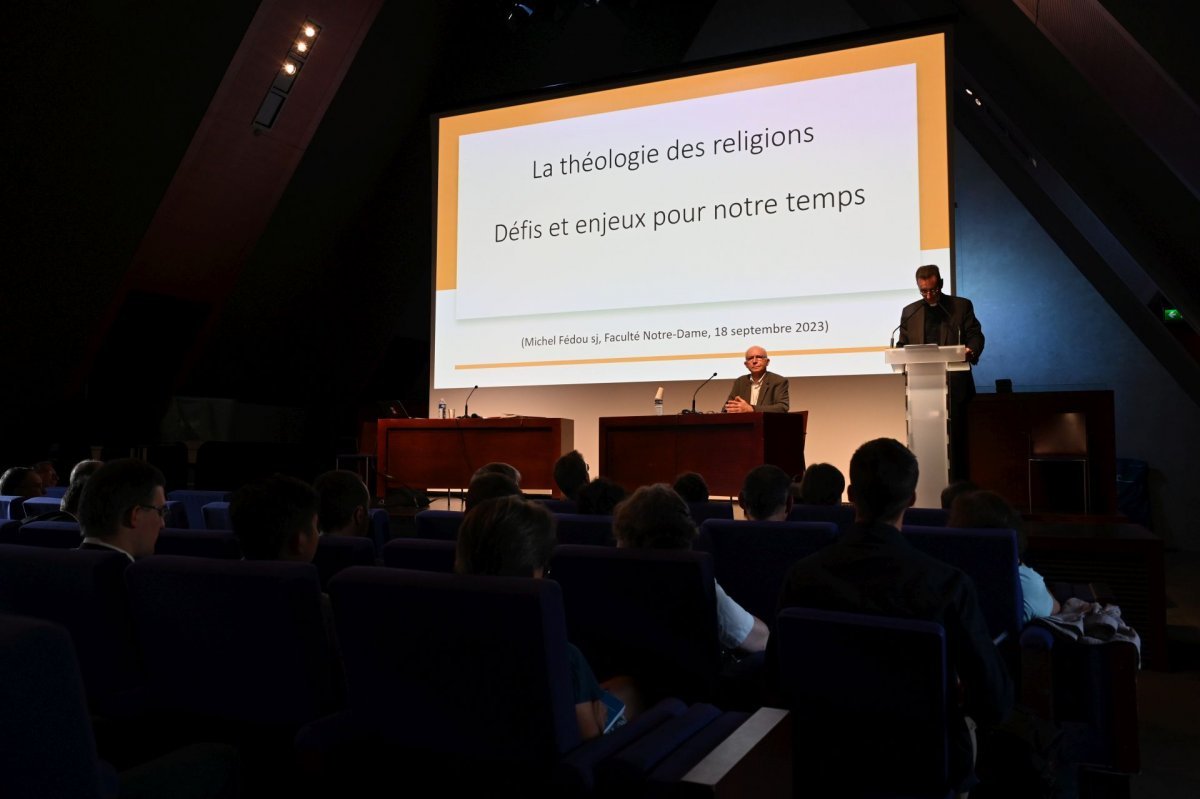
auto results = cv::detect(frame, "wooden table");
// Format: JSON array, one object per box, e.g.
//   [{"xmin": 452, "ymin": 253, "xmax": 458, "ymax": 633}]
[
  {"xmin": 598, "ymin": 412, "xmax": 808, "ymax": 497},
  {"xmin": 375, "ymin": 417, "xmax": 573, "ymax": 496}
]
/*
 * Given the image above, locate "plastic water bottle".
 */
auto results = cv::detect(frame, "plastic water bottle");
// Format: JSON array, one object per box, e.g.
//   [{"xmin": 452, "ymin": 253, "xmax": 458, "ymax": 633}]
[
  {"xmin": 654, "ymin": 397, "xmax": 663, "ymax": 416},
  {"xmin": 437, "ymin": 398, "xmax": 447, "ymax": 419}
]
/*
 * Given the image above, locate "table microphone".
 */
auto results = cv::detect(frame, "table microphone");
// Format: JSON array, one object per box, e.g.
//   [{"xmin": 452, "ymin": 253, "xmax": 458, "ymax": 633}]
[
  {"xmin": 462, "ymin": 385, "xmax": 478, "ymax": 418},
  {"xmin": 690, "ymin": 372, "xmax": 718, "ymax": 413}
]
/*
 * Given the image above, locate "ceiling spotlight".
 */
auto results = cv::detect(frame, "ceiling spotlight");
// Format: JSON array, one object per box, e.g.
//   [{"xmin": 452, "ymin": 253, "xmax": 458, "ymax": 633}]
[
  {"xmin": 283, "ymin": 62, "xmax": 297, "ymax": 75},
  {"xmin": 974, "ymin": 97, "xmax": 982, "ymax": 107},
  {"xmin": 964, "ymin": 88, "xmax": 974, "ymax": 96},
  {"xmin": 296, "ymin": 41, "xmax": 308, "ymax": 53},
  {"xmin": 304, "ymin": 25, "xmax": 317, "ymax": 37}
]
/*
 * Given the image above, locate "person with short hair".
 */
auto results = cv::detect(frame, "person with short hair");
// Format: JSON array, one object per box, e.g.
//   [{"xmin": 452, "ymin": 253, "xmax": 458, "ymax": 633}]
[
  {"xmin": 724, "ymin": 346, "xmax": 790, "ymax": 414},
  {"xmin": 455, "ymin": 496, "xmax": 616, "ymax": 740},
  {"xmin": 797, "ymin": 463, "xmax": 846, "ymax": 506},
  {"xmin": 739, "ymin": 464, "xmax": 793, "ymax": 521},
  {"xmin": 575, "ymin": 477, "xmax": 627, "ymax": 516},
  {"xmin": 553, "ymin": 450, "xmax": 589, "ymax": 501},
  {"xmin": 33, "ymin": 461, "xmax": 59, "ymax": 490},
  {"xmin": 775, "ymin": 439, "xmax": 1012, "ymax": 791},
  {"xmin": 0, "ymin": 467, "xmax": 44, "ymax": 499},
  {"xmin": 70, "ymin": 459, "xmax": 104, "ymax": 484},
  {"xmin": 940, "ymin": 479, "xmax": 978, "ymax": 510},
  {"xmin": 948, "ymin": 489, "xmax": 1060, "ymax": 621},
  {"xmin": 464, "ymin": 472, "xmax": 522, "ymax": 511},
  {"xmin": 472, "ymin": 462, "xmax": 522, "ymax": 486},
  {"xmin": 230, "ymin": 475, "xmax": 320, "ymax": 562},
  {"xmin": 614, "ymin": 484, "xmax": 769, "ymax": 653},
  {"xmin": 672, "ymin": 472, "xmax": 709, "ymax": 504},
  {"xmin": 77, "ymin": 459, "xmax": 167, "ymax": 561},
  {"xmin": 312, "ymin": 470, "xmax": 372, "ymax": 537}
]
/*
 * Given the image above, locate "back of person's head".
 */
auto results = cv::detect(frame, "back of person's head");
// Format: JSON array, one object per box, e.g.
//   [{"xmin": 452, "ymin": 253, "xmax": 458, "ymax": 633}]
[
  {"xmin": 798, "ymin": 463, "xmax": 846, "ymax": 506},
  {"xmin": 455, "ymin": 495, "xmax": 556, "ymax": 577},
  {"xmin": 464, "ymin": 472, "xmax": 522, "ymax": 511},
  {"xmin": 739, "ymin": 464, "xmax": 793, "ymax": 520},
  {"xmin": 33, "ymin": 461, "xmax": 59, "ymax": 488},
  {"xmin": 576, "ymin": 477, "xmax": 627, "ymax": 516},
  {"xmin": 312, "ymin": 469, "xmax": 371, "ymax": 535},
  {"xmin": 940, "ymin": 479, "xmax": 978, "ymax": 510},
  {"xmin": 472, "ymin": 461, "xmax": 522, "ymax": 486},
  {"xmin": 948, "ymin": 489, "xmax": 1027, "ymax": 554},
  {"xmin": 553, "ymin": 450, "xmax": 589, "ymax": 500},
  {"xmin": 672, "ymin": 472, "xmax": 709, "ymax": 503},
  {"xmin": 613, "ymin": 484, "xmax": 697, "ymax": 550},
  {"xmin": 0, "ymin": 467, "xmax": 43, "ymax": 498},
  {"xmin": 78, "ymin": 459, "xmax": 166, "ymax": 540},
  {"xmin": 61, "ymin": 475, "xmax": 89, "ymax": 515},
  {"xmin": 230, "ymin": 475, "xmax": 320, "ymax": 561},
  {"xmin": 70, "ymin": 459, "xmax": 104, "ymax": 484},
  {"xmin": 847, "ymin": 439, "xmax": 919, "ymax": 524}
]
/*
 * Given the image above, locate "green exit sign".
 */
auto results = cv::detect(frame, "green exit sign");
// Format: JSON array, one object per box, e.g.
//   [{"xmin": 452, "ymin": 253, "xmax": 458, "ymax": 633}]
[{"xmin": 1163, "ymin": 308, "xmax": 1183, "ymax": 323}]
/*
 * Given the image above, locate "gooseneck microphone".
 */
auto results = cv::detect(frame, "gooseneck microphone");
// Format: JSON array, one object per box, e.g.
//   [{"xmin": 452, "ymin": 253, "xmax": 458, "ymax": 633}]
[
  {"xmin": 462, "ymin": 385, "xmax": 478, "ymax": 418},
  {"xmin": 691, "ymin": 372, "xmax": 718, "ymax": 413},
  {"xmin": 890, "ymin": 304, "xmax": 924, "ymax": 348}
]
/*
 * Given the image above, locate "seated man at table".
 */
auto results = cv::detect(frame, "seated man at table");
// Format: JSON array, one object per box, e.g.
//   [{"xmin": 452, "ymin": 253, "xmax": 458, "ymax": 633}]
[
  {"xmin": 724, "ymin": 346, "xmax": 789, "ymax": 414},
  {"xmin": 739, "ymin": 464, "xmax": 793, "ymax": 521}
]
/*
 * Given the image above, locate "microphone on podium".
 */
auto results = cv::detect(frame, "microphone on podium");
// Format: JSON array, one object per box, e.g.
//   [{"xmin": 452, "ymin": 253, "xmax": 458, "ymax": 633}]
[
  {"xmin": 690, "ymin": 372, "xmax": 718, "ymax": 413},
  {"xmin": 462, "ymin": 385, "xmax": 478, "ymax": 418}
]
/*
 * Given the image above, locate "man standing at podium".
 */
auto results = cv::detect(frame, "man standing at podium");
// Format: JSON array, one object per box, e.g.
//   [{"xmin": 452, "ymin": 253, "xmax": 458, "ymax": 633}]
[
  {"xmin": 724, "ymin": 346, "xmax": 790, "ymax": 413},
  {"xmin": 896, "ymin": 265, "xmax": 985, "ymax": 478}
]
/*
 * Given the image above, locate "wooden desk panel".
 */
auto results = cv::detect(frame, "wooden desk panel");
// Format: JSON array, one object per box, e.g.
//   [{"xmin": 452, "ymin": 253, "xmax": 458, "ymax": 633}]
[
  {"xmin": 376, "ymin": 417, "xmax": 573, "ymax": 496},
  {"xmin": 599, "ymin": 412, "xmax": 808, "ymax": 497}
]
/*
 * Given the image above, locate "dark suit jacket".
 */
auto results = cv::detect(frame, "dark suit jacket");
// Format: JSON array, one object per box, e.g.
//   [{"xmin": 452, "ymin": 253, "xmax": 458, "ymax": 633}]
[
  {"xmin": 725, "ymin": 371, "xmax": 790, "ymax": 413},
  {"xmin": 896, "ymin": 294, "xmax": 984, "ymax": 401},
  {"xmin": 772, "ymin": 520, "xmax": 1013, "ymax": 785}
]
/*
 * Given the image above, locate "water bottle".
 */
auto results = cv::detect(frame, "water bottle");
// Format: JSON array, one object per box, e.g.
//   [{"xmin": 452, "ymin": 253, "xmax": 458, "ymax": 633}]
[
  {"xmin": 437, "ymin": 398, "xmax": 447, "ymax": 419},
  {"xmin": 654, "ymin": 398, "xmax": 664, "ymax": 416}
]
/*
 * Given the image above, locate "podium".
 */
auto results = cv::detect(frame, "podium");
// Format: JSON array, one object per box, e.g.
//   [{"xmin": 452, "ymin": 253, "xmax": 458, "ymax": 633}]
[
  {"xmin": 598, "ymin": 412, "xmax": 808, "ymax": 498},
  {"xmin": 884, "ymin": 345, "xmax": 969, "ymax": 507}
]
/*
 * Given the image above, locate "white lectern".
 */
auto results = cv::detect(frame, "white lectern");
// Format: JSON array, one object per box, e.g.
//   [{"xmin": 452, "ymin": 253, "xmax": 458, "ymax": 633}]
[{"xmin": 883, "ymin": 345, "xmax": 969, "ymax": 508}]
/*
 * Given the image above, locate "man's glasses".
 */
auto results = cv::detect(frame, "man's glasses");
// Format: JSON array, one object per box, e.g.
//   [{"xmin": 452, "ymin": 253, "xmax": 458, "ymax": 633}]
[
  {"xmin": 919, "ymin": 287, "xmax": 940, "ymax": 297},
  {"xmin": 137, "ymin": 504, "xmax": 169, "ymax": 518}
]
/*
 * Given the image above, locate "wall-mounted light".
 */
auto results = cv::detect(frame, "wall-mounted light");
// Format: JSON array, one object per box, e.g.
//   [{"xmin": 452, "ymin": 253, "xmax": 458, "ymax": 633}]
[{"xmin": 254, "ymin": 18, "xmax": 323, "ymax": 130}]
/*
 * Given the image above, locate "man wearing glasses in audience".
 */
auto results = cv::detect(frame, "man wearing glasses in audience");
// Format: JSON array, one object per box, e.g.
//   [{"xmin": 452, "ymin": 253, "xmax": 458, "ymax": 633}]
[
  {"xmin": 77, "ymin": 459, "xmax": 166, "ymax": 561},
  {"xmin": 896, "ymin": 264, "xmax": 985, "ymax": 478},
  {"xmin": 724, "ymin": 346, "xmax": 790, "ymax": 413}
]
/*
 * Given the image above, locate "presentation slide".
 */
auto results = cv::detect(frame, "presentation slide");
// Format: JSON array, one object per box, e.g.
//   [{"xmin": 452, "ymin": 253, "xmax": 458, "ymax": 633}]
[{"xmin": 433, "ymin": 32, "xmax": 950, "ymax": 391}]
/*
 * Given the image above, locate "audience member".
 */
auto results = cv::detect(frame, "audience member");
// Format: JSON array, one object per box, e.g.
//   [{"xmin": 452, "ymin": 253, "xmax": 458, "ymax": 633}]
[
  {"xmin": 552, "ymin": 450, "xmax": 589, "ymax": 501},
  {"xmin": 455, "ymin": 496, "xmax": 612, "ymax": 740},
  {"xmin": 70, "ymin": 459, "xmax": 104, "ymax": 484},
  {"xmin": 472, "ymin": 461, "xmax": 522, "ymax": 486},
  {"xmin": 614, "ymin": 484, "xmax": 769, "ymax": 653},
  {"xmin": 77, "ymin": 459, "xmax": 166, "ymax": 561},
  {"xmin": 797, "ymin": 462, "xmax": 846, "ymax": 506},
  {"xmin": 312, "ymin": 469, "xmax": 372, "ymax": 537},
  {"xmin": 0, "ymin": 466, "xmax": 44, "ymax": 499},
  {"xmin": 60, "ymin": 475, "xmax": 89, "ymax": 517},
  {"xmin": 33, "ymin": 460, "xmax": 59, "ymax": 490},
  {"xmin": 739, "ymin": 464, "xmax": 792, "ymax": 521},
  {"xmin": 672, "ymin": 472, "xmax": 709, "ymax": 503},
  {"xmin": 948, "ymin": 489, "xmax": 1060, "ymax": 621},
  {"xmin": 941, "ymin": 479, "xmax": 979, "ymax": 510},
  {"xmin": 575, "ymin": 477, "xmax": 627, "ymax": 516},
  {"xmin": 774, "ymin": 439, "xmax": 1012, "ymax": 790},
  {"xmin": 230, "ymin": 475, "xmax": 320, "ymax": 562},
  {"xmin": 464, "ymin": 472, "xmax": 522, "ymax": 511}
]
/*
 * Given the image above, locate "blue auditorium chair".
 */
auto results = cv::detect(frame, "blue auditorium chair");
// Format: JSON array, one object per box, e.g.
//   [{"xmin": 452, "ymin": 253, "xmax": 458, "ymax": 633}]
[
  {"xmin": 553, "ymin": 512, "xmax": 615, "ymax": 546},
  {"xmin": 298, "ymin": 566, "xmax": 691, "ymax": 795},
  {"xmin": 0, "ymin": 545, "xmax": 141, "ymax": 715},
  {"xmin": 312, "ymin": 534, "xmax": 376, "ymax": 589},
  {"xmin": 381, "ymin": 538, "xmax": 457, "ymax": 573},
  {"xmin": 688, "ymin": 500, "xmax": 735, "ymax": 525},
  {"xmin": 531, "ymin": 497, "xmax": 577, "ymax": 514},
  {"xmin": 904, "ymin": 506, "xmax": 950, "ymax": 527},
  {"xmin": 154, "ymin": 528, "xmax": 242, "ymax": 559},
  {"xmin": 44, "ymin": 485, "xmax": 68, "ymax": 499},
  {"xmin": 776, "ymin": 607, "xmax": 955, "ymax": 798},
  {"xmin": 902, "ymin": 525, "xmax": 1023, "ymax": 643},
  {"xmin": 200, "ymin": 501, "xmax": 232, "ymax": 531},
  {"xmin": 696, "ymin": 519, "xmax": 838, "ymax": 625},
  {"xmin": 162, "ymin": 499, "xmax": 189, "ymax": 529},
  {"xmin": 12, "ymin": 520, "xmax": 83, "ymax": 548},
  {"xmin": 786, "ymin": 502, "xmax": 855, "ymax": 532},
  {"xmin": 0, "ymin": 495, "xmax": 27, "ymax": 521},
  {"xmin": 368, "ymin": 507, "xmax": 391, "ymax": 552},
  {"xmin": 18, "ymin": 495, "xmax": 61, "ymax": 517},
  {"xmin": 550, "ymin": 545, "xmax": 721, "ymax": 704},
  {"xmin": 412, "ymin": 509, "xmax": 464, "ymax": 540},
  {"xmin": 165, "ymin": 489, "xmax": 231, "ymax": 530}
]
